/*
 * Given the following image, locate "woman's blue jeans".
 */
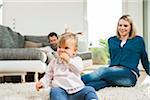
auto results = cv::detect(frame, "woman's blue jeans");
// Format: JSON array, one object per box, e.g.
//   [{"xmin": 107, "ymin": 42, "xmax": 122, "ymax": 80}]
[
  {"xmin": 81, "ymin": 66, "xmax": 137, "ymax": 91},
  {"xmin": 50, "ymin": 86, "xmax": 98, "ymax": 100}
]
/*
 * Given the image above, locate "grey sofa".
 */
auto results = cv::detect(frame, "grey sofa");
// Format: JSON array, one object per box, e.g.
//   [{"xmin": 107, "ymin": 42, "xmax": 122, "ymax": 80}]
[
  {"xmin": 0, "ymin": 25, "xmax": 92, "ymax": 82},
  {"xmin": 0, "ymin": 25, "xmax": 48, "ymax": 82}
]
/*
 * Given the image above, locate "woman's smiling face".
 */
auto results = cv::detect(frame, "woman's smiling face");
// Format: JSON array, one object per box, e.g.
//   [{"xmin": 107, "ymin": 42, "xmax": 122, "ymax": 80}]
[{"xmin": 117, "ymin": 19, "xmax": 131, "ymax": 37}]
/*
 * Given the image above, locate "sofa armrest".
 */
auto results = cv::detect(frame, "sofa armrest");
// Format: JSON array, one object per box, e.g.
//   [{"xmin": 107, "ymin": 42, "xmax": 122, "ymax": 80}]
[
  {"xmin": 0, "ymin": 48, "xmax": 47, "ymax": 62},
  {"xmin": 77, "ymin": 51, "xmax": 92, "ymax": 60},
  {"xmin": 77, "ymin": 51, "xmax": 93, "ymax": 67}
]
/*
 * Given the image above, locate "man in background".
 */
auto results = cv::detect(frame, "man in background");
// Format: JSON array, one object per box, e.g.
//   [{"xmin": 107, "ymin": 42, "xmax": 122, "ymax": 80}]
[
  {"xmin": 40, "ymin": 32, "xmax": 59, "ymax": 63},
  {"xmin": 48, "ymin": 32, "xmax": 58, "ymax": 51}
]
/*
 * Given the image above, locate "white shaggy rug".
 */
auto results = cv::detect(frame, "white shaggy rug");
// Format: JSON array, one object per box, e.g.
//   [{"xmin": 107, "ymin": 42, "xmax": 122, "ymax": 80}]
[{"xmin": 0, "ymin": 82, "xmax": 150, "ymax": 100}]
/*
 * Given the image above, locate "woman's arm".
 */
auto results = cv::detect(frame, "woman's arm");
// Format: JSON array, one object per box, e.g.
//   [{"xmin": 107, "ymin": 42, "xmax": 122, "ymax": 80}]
[{"xmin": 140, "ymin": 38, "xmax": 150, "ymax": 75}]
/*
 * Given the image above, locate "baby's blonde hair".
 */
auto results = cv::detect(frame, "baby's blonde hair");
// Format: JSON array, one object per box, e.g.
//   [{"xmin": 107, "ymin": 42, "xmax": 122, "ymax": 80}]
[{"xmin": 58, "ymin": 32, "xmax": 78, "ymax": 50}]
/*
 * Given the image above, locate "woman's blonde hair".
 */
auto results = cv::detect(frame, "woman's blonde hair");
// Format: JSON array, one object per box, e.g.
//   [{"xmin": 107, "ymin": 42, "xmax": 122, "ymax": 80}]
[
  {"xmin": 116, "ymin": 15, "xmax": 136, "ymax": 39},
  {"xmin": 58, "ymin": 32, "xmax": 78, "ymax": 50}
]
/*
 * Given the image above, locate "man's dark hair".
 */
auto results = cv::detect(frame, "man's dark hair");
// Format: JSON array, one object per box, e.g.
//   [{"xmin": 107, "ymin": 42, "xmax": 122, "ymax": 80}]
[{"xmin": 48, "ymin": 32, "xmax": 58, "ymax": 39}]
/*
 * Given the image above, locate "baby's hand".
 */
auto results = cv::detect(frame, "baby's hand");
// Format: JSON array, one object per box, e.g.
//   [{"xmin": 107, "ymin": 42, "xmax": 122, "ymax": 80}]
[
  {"xmin": 60, "ymin": 52, "xmax": 70, "ymax": 63},
  {"xmin": 35, "ymin": 81, "xmax": 43, "ymax": 91}
]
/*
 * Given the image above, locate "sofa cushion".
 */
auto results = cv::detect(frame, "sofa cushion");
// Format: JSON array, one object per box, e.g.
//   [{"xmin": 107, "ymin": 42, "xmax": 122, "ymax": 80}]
[
  {"xmin": 24, "ymin": 41, "xmax": 42, "ymax": 48},
  {"xmin": 24, "ymin": 36, "xmax": 50, "ymax": 47},
  {"xmin": 8, "ymin": 28, "xmax": 24, "ymax": 48},
  {"xmin": 0, "ymin": 25, "xmax": 24, "ymax": 48},
  {"xmin": 0, "ymin": 25, "xmax": 16, "ymax": 48},
  {"xmin": 0, "ymin": 48, "xmax": 46, "ymax": 62},
  {"xmin": 77, "ymin": 51, "xmax": 92, "ymax": 60}
]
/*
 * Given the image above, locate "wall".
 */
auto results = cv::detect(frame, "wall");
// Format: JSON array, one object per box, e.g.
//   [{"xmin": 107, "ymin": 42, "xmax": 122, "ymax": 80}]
[
  {"xmin": 0, "ymin": 0, "xmax": 2, "ymax": 24},
  {"xmin": 3, "ymin": 0, "xmax": 87, "ymax": 36},
  {"xmin": 143, "ymin": 0, "xmax": 150, "ymax": 59},
  {"xmin": 122, "ymin": 0, "xmax": 143, "ymax": 36}
]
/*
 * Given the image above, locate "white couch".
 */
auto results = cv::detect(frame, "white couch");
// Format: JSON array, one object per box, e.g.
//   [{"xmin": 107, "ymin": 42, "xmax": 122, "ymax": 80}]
[
  {"xmin": 0, "ymin": 48, "xmax": 47, "ymax": 82},
  {"xmin": 0, "ymin": 60, "xmax": 46, "ymax": 82}
]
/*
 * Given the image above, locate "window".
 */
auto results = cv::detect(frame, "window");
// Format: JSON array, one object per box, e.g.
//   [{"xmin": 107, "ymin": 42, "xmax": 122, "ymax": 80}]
[{"xmin": 87, "ymin": 0, "xmax": 122, "ymax": 47}]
